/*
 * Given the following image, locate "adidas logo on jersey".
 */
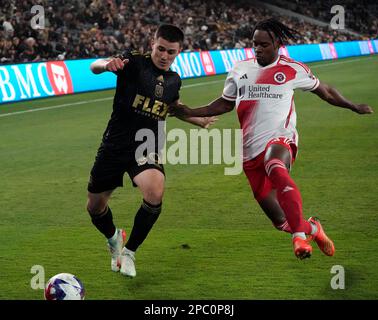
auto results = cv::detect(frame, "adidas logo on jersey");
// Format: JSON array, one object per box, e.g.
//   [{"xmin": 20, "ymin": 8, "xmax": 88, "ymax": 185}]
[{"xmin": 240, "ymin": 74, "xmax": 248, "ymax": 80}]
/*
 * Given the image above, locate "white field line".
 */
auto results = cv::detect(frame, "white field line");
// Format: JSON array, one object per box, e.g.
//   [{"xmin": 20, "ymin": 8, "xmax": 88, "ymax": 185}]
[
  {"xmin": 0, "ymin": 79, "xmax": 224, "ymax": 118},
  {"xmin": 0, "ymin": 56, "xmax": 374, "ymax": 118}
]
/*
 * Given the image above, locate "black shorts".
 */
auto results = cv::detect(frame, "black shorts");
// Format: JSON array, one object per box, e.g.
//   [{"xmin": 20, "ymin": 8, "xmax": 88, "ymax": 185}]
[{"xmin": 87, "ymin": 144, "xmax": 165, "ymax": 193}]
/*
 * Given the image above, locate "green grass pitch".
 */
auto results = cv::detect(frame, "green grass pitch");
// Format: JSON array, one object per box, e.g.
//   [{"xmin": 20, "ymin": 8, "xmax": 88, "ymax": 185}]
[{"xmin": 0, "ymin": 55, "xmax": 377, "ymax": 299}]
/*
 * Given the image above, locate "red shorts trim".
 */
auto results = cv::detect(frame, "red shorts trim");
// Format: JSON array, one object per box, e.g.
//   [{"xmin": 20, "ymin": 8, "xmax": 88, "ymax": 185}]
[{"xmin": 243, "ymin": 137, "xmax": 297, "ymax": 202}]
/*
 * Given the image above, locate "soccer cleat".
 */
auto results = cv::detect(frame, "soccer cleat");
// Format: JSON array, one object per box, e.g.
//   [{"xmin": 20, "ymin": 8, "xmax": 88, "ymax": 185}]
[
  {"xmin": 107, "ymin": 229, "xmax": 127, "ymax": 272},
  {"xmin": 308, "ymin": 217, "xmax": 335, "ymax": 256},
  {"xmin": 293, "ymin": 236, "xmax": 312, "ymax": 260},
  {"xmin": 120, "ymin": 248, "xmax": 136, "ymax": 278}
]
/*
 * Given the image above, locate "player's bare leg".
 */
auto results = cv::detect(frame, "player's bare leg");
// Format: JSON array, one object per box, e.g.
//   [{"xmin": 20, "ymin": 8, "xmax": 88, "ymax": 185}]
[
  {"xmin": 120, "ymin": 169, "xmax": 165, "ymax": 278},
  {"xmin": 87, "ymin": 190, "xmax": 127, "ymax": 272},
  {"xmin": 87, "ymin": 190, "xmax": 113, "ymax": 216}
]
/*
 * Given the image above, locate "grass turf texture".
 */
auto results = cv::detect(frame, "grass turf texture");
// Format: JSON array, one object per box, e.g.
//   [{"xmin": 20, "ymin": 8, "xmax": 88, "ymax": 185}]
[{"xmin": 0, "ymin": 55, "xmax": 377, "ymax": 299}]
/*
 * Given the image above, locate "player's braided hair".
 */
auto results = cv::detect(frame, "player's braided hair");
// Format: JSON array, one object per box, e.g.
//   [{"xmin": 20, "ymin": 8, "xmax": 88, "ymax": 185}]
[{"xmin": 252, "ymin": 18, "xmax": 298, "ymax": 45}]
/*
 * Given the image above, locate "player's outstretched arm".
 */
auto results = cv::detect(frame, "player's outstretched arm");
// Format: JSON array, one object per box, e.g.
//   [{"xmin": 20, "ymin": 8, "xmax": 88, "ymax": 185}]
[
  {"xmin": 169, "ymin": 97, "xmax": 235, "ymax": 118},
  {"xmin": 312, "ymin": 81, "xmax": 374, "ymax": 114},
  {"xmin": 90, "ymin": 57, "xmax": 129, "ymax": 74},
  {"xmin": 169, "ymin": 99, "xmax": 218, "ymax": 128},
  {"xmin": 178, "ymin": 115, "xmax": 219, "ymax": 128}
]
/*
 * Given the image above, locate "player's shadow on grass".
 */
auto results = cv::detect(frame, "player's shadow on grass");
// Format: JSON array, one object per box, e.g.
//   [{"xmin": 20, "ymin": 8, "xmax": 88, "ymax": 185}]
[{"xmin": 118, "ymin": 244, "xmax": 199, "ymax": 299}]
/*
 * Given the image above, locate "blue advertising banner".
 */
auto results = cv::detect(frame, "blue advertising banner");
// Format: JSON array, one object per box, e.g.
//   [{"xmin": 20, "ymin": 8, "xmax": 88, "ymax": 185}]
[{"xmin": 0, "ymin": 40, "xmax": 376, "ymax": 104}]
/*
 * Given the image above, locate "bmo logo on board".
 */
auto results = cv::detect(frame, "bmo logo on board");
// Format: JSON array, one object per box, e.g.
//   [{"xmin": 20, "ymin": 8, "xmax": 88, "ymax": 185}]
[{"xmin": 46, "ymin": 61, "xmax": 73, "ymax": 95}]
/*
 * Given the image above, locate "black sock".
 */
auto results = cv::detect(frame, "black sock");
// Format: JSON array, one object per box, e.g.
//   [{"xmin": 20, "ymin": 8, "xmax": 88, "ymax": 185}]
[
  {"xmin": 126, "ymin": 200, "xmax": 162, "ymax": 252},
  {"xmin": 90, "ymin": 207, "xmax": 116, "ymax": 239}
]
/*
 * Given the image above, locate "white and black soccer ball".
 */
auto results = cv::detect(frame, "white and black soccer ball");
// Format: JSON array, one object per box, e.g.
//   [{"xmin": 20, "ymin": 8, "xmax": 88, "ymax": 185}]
[{"xmin": 44, "ymin": 273, "xmax": 85, "ymax": 300}]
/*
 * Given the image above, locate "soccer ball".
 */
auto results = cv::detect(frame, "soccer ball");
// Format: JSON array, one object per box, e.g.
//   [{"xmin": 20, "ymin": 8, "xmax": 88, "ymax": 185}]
[{"xmin": 44, "ymin": 273, "xmax": 85, "ymax": 300}]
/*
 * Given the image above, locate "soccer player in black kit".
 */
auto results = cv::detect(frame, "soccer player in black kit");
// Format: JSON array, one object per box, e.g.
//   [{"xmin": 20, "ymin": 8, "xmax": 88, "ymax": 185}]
[{"xmin": 87, "ymin": 24, "xmax": 215, "ymax": 277}]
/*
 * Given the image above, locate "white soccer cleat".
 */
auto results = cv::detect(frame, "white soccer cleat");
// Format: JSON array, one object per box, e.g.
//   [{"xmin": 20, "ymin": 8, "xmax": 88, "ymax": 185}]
[
  {"xmin": 107, "ymin": 229, "xmax": 126, "ymax": 272},
  {"xmin": 120, "ymin": 247, "xmax": 136, "ymax": 278}
]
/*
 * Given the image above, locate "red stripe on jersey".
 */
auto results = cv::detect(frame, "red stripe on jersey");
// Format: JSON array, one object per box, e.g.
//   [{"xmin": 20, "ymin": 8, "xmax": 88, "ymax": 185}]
[
  {"xmin": 255, "ymin": 64, "xmax": 296, "ymax": 85},
  {"xmin": 285, "ymin": 96, "xmax": 294, "ymax": 128},
  {"xmin": 237, "ymin": 100, "xmax": 258, "ymax": 130},
  {"xmin": 280, "ymin": 56, "xmax": 310, "ymax": 74},
  {"xmin": 237, "ymin": 100, "xmax": 259, "ymax": 156}
]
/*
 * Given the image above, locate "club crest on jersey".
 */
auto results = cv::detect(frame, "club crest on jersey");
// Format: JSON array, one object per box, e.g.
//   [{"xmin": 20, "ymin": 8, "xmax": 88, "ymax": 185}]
[
  {"xmin": 274, "ymin": 72, "xmax": 286, "ymax": 84},
  {"xmin": 155, "ymin": 75, "xmax": 164, "ymax": 98},
  {"xmin": 155, "ymin": 83, "xmax": 164, "ymax": 98}
]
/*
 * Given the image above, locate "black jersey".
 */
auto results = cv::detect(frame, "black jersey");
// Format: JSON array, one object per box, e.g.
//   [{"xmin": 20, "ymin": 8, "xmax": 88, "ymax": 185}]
[{"xmin": 101, "ymin": 49, "xmax": 181, "ymax": 150}]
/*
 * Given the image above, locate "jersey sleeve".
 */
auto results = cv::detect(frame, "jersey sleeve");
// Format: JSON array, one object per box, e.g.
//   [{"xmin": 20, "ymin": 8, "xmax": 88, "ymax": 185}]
[
  {"xmin": 222, "ymin": 69, "xmax": 238, "ymax": 101},
  {"xmin": 292, "ymin": 63, "xmax": 320, "ymax": 91}
]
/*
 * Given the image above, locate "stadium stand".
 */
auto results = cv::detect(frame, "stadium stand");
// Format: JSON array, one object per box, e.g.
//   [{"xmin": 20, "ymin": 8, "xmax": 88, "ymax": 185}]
[{"xmin": 1, "ymin": 0, "xmax": 377, "ymax": 63}]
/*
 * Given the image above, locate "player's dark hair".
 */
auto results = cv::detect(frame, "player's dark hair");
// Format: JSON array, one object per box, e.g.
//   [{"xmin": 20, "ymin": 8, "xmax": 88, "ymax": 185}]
[
  {"xmin": 252, "ymin": 18, "xmax": 298, "ymax": 45},
  {"xmin": 155, "ymin": 24, "xmax": 184, "ymax": 46}
]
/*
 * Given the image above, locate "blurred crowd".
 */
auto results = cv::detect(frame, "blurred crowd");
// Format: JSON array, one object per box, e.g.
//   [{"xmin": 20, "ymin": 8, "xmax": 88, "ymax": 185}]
[
  {"xmin": 0, "ymin": 0, "xmax": 377, "ymax": 64},
  {"xmin": 267, "ymin": 0, "xmax": 378, "ymax": 38}
]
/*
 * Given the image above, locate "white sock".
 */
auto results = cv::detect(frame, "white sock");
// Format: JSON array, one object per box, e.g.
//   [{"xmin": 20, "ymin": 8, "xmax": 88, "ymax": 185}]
[
  {"xmin": 292, "ymin": 232, "xmax": 306, "ymax": 240},
  {"xmin": 310, "ymin": 222, "xmax": 318, "ymax": 235},
  {"xmin": 107, "ymin": 229, "xmax": 118, "ymax": 244}
]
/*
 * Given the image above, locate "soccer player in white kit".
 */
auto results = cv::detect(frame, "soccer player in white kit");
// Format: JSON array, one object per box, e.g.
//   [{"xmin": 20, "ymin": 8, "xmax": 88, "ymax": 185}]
[{"xmin": 170, "ymin": 19, "xmax": 373, "ymax": 259}]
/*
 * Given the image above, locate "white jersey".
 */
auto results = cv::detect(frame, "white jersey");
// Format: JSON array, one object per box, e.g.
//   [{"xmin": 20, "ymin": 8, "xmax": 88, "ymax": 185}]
[{"xmin": 222, "ymin": 55, "xmax": 319, "ymax": 161}]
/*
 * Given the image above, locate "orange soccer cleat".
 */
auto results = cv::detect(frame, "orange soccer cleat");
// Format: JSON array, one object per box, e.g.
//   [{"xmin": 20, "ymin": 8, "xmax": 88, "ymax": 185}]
[
  {"xmin": 293, "ymin": 237, "xmax": 312, "ymax": 260},
  {"xmin": 308, "ymin": 217, "xmax": 335, "ymax": 256}
]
